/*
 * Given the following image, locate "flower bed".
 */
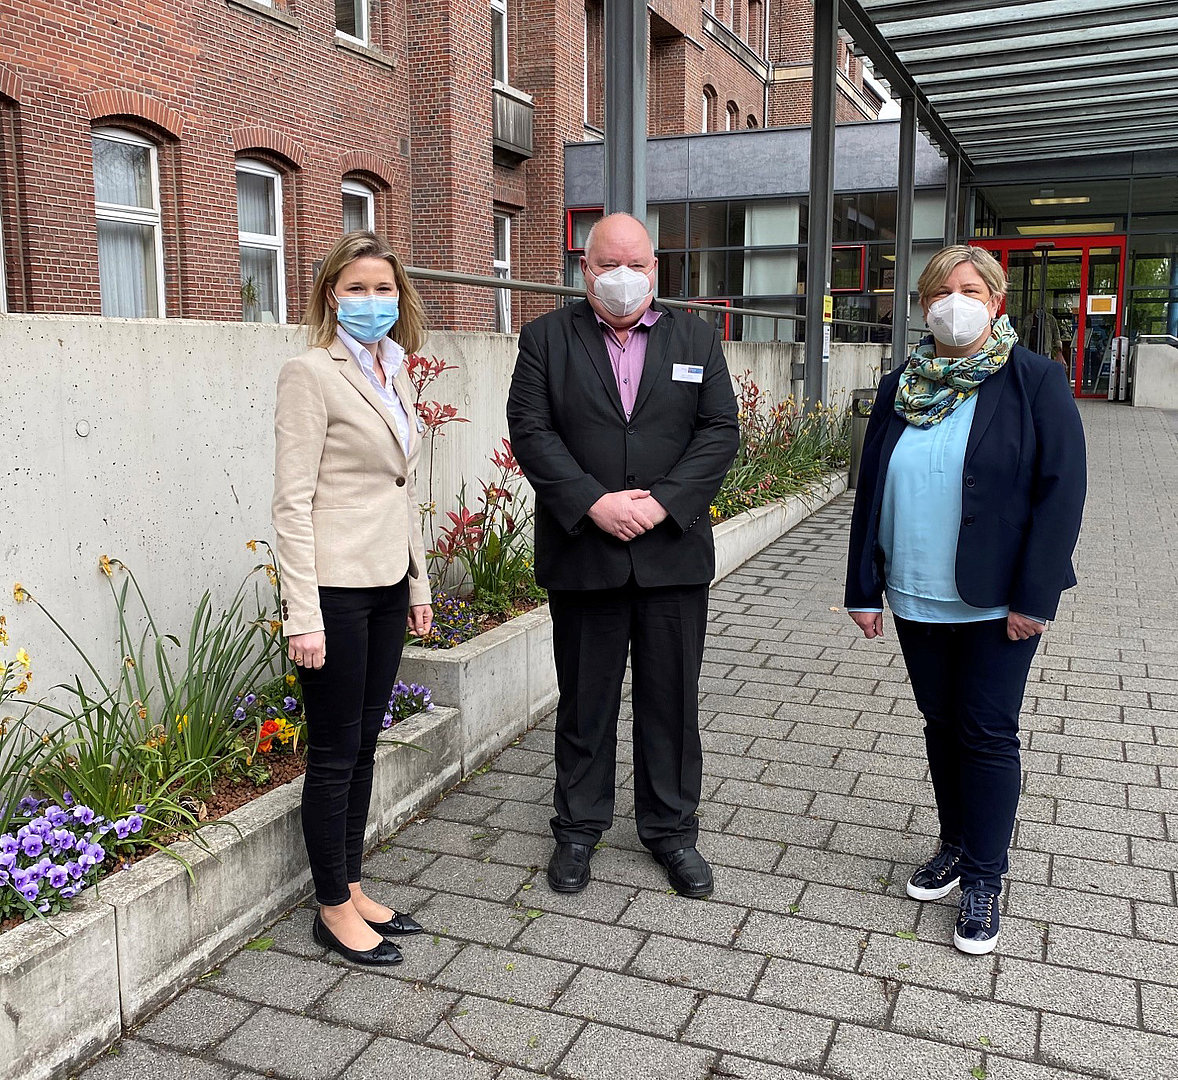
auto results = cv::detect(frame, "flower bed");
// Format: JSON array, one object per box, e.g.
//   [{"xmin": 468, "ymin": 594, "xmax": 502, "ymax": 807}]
[{"xmin": 0, "ymin": 704, "xmax": 459, "ymax": 1080}]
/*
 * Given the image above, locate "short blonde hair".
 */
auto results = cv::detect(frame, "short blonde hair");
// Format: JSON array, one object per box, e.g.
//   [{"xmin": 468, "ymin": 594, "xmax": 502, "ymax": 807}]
[
  {"xmin": 916, "ymin": 244, "xmax": 1007, "ymax": 306},
  {"xmin": 303, "ymin": 231, "xmax": 428, "ymax": 353}
]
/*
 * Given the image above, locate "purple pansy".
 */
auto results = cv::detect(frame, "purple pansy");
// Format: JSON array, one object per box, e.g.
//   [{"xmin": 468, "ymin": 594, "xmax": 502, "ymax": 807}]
[
  {"xmin": 244, "ymin": 693, "xmax": 257, "ymax": 706},
  {"xmin": 20, "ymin": 834, "xmax": 44, "ymax": 857},
  {"xmin": 0, "ymin": 835, "xmax": 18, "ymax": 856},
  {"xmin": 127, "ymin": 815, "xmax": 144, "ymax": 834},
  {"xmin": 46, "ymin": 865, "xmax": 69, "ymax": 889},
  {"xmin": 71, "ymin": 806, "xmax": 95, "ymax": 826},
  {"xmin": 283, "ymin": 696, "xmax": 298, "ymax": 712},
  {"xmin": 233, "ymin": 707, "xmax": 246, "ymax": 721}
]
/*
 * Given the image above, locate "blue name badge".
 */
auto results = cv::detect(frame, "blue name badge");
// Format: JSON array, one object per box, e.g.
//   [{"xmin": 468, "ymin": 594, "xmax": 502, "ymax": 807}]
[{"xmin": 672, "ymin": 364, "xmax": 704, "ymax": 383}]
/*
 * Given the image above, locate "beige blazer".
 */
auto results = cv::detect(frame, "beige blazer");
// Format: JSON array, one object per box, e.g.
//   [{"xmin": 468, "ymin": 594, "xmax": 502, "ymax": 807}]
[{"xmin": 272, "ymin": 340, "xmax": 430, "ymax": 636}]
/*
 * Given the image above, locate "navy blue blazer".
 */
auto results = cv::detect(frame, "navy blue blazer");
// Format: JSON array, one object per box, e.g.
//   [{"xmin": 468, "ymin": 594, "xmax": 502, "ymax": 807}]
[{"xmin": 844, "ymin": 344, "xmax": 1087, "ymax": 621}]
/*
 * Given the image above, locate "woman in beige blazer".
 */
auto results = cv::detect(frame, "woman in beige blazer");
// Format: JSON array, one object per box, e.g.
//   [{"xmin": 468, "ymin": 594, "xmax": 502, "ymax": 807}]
[{"xmin": 272, "ymin": 231, "xmax": 432, "ymax": 966}]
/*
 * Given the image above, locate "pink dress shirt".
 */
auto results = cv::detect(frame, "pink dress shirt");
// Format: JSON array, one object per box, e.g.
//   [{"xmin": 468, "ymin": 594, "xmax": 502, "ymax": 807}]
[{"xmin": 597, "ymin": 308, "xmax": 662, "ymax": 418}]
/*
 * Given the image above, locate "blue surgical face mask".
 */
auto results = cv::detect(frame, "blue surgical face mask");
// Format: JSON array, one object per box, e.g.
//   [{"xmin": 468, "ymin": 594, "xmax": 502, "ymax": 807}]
[{"xmin": 333, "ymin": 292, "xmax": 399, "ymax": 343}]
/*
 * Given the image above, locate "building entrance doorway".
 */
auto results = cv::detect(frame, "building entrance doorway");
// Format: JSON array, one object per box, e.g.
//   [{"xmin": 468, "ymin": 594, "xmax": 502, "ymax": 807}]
[{"xmin": 972, "ymin": 237, "xmax": 1127, "ymax": 399}]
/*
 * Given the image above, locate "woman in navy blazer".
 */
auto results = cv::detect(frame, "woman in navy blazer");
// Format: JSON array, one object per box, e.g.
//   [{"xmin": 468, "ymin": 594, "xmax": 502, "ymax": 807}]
[{"xmin": 845, "ymin": 245, "xmax": 1086, "ymax": 955}]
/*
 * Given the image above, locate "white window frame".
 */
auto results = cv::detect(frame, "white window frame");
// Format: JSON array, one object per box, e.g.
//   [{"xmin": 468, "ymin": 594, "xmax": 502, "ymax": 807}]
[
  {"xmin": 493, "ymin": 212, "xmax": 511, "ymax": 332},
  {"xmin": 236, "ymin": 157, "xmax": 286, "ymax": 324},
  {"xmin": 726, "ymin": 102, "xmax": 738, "ymax": 131},
  {"xmin": 335, "ymin": 0, "xmax": 369, "ymax": 47},
  {"xmin": 491, "ymin": 0, "xmax": 508, "ymax": 85},
  {"xmin": 341, "ymin": 179, "xmax": 375, "ymax": 232},
  {"xmin": 93, "ymin": 127, "xmax": 166, "ymax": 318}
]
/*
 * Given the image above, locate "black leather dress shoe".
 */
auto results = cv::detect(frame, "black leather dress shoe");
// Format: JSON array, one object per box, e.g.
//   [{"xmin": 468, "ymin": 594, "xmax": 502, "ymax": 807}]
[
  {"xmin": 365, "ymin": 911, "xmax": 424, "ymax": 937},
  {"xmin": 653, "ymin": 847, "xmax": 714, "ymax": 899},
  {"xmin": 547, "ymin": 842, "xmax": 592, "ymax": 893},
  {"xmin": 313, "ymin": 913, "xmax": 403, "ymax": 966}
]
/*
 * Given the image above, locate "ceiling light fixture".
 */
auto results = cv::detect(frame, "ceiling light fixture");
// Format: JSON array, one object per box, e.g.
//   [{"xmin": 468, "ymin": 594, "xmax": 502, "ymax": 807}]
[{"xmin": 1029, "ymin": 196, "xmax": 1091, "ymax": 206}]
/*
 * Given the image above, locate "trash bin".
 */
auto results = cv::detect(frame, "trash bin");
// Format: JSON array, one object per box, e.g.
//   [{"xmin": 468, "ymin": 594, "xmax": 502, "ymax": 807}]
[{"xmin": 848, "ymin": 388, "xmax": 875, "ymax": 489}]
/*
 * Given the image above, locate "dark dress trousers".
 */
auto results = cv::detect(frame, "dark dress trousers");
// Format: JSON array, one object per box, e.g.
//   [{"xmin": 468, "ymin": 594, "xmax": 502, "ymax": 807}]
[
  {"xmin": 845, "ymin": 345, "xmax": 1087, "ymax": 891},
  {"xmin": 507, "ymin": 300, "xmax": 739, "ymax": 852}
]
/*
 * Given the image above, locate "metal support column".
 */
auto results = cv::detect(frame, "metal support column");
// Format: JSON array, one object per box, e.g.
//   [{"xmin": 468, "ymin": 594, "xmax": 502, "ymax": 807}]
[
  {"xmin": 804, "ymin": 0, "xmax": 837, "ymax": 407},
  {"xmin": 943, "ymin": 152, "xmax": 961, "ymax": 246},
  {"xmin": 604, "ymin": 0, "xmax": 648, "ymax": 220},
  {"xmin": 891, "ymin": 95, "xmax": 916, "ymax": 372}
]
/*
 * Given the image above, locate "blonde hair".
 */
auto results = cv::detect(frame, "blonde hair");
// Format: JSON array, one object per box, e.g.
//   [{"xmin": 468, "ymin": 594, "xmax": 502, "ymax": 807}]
[
  {"xmin": 303, "ymin": 231, "xmax": 428, "ymax": 353},
  {"xmin": 916, "ymin": 244, "xmax": 1007, "ymax": 306}
]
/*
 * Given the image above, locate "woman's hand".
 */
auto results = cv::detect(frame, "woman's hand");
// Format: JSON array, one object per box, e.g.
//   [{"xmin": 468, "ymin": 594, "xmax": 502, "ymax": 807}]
[
  {"xmin": 1007, "ymin": 613, "xmax": 1045, "ymax": 641},
  {"xmin": 407, "ymin": 605, "xmax": 433, "ymax": 638},
  {"xmin": 849, "ymin": 611, "xmax": 884, "ymax": 639},
  {"xmin": 288, "ymin": 631, "xmax": 326, "ymax": 669}
]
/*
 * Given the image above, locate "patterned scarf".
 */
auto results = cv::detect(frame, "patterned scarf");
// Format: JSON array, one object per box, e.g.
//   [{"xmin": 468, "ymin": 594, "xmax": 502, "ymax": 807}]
[{"xmin": 894, "ymin": 315, "xmax": 1017, "ymax": 428}]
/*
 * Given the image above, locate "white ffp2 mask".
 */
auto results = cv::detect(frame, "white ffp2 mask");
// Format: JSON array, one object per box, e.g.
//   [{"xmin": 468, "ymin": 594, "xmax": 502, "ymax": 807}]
[
  {"xmin": 925, "ymin": 293, "xmax": 992, "ymax": 348},
  {"xmin": 590, "ymin": 266, "xmax": 654, "ymax": 318}
]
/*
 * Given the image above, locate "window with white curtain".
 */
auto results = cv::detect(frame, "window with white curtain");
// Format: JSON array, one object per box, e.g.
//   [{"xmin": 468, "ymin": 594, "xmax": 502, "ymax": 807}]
[
  {"xmin": 336, "ymin": 0, "xmax": 368, "ymax": 43},
  {"xmin": 236, "ymin": 159, "xmax": 286, "ymax": 323},
  {"xmin": 491, "ymin": 0, "xmax": 508, "ymax": 84},
  {"xmin": 493, "ymin": 212, "xmax": 511, "ymax": 332},
  {"xmin": 92, "ymin": 128, "xmax": 165, "ymax": 318},
  {"xmin": 342, "ymin": 180, "xmax": 375, "ymax": 233}
]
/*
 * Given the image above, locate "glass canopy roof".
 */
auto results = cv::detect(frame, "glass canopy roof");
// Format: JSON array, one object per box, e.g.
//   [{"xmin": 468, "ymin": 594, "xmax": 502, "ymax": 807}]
[{"xmin": 839, "ymin": 0, "xmax": 1178, "ymax": 165}]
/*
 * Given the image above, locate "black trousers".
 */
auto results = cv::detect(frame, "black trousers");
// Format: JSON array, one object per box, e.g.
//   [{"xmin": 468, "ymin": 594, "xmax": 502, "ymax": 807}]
[
  {"xmin": 296, "ymin": 580, "xmax": 409, "ymax": 906},
  {"xmin": 547, "ymin": 578, "xmax": 708, "ymax": 854},
  {"xmin": 893, "ymin": 616, "xmax": 1040, "ymax": 894}
]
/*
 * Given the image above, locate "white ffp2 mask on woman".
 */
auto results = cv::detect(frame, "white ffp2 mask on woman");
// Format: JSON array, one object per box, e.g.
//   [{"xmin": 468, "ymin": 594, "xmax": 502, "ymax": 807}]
[{"xmin": 925, "ymin": 293, "xmax": 992, "ymax": 348}]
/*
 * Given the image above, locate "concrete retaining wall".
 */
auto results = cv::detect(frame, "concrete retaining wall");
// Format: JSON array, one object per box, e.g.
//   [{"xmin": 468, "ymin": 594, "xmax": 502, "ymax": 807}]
[{"xmin": 1, "ymin": 314, "xmax": 878, "ymax": 697}]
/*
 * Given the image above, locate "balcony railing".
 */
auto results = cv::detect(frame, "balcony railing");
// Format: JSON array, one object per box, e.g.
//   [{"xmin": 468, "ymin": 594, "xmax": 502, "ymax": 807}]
[{"xmin": 493, "ymin": 82, "xmax": 534, "ymax": 165}]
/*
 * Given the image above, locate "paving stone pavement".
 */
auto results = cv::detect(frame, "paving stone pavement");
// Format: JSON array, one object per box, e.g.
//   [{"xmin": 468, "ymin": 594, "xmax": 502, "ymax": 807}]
[{"xmin": 79, "ymin": 401, "xmax": 1178, "ymax": 1080}]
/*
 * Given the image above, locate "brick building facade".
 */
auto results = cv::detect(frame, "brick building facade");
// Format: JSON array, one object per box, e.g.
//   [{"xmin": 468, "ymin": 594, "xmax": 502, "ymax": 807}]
[{"xmin": 0, "ymin": 0, "xmax": 879, "ymax": 329}]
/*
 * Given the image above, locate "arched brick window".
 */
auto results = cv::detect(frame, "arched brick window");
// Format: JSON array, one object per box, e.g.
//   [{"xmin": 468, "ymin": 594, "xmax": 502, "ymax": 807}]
[{"xmin": 702, "ymin": 84, "xmax": 717, "ymax": 133}]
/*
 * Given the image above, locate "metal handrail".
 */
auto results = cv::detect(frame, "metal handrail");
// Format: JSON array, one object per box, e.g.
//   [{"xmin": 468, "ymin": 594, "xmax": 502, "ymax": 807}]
[{"xmin": 405, "ymin": 264, "xmax": 909, "ymax": 337}]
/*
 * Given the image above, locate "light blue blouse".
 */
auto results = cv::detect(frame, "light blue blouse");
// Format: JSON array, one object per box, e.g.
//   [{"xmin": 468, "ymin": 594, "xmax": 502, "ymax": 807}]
[{"xmin": 877, "ymin": 395, "xmax": 1009, "ymax": 624}]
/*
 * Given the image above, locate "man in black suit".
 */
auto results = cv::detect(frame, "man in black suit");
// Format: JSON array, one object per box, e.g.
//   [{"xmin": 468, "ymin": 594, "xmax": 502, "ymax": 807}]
[{"xmin": 507, "ymin": 213, "xmax": 739, "ymax": 898}]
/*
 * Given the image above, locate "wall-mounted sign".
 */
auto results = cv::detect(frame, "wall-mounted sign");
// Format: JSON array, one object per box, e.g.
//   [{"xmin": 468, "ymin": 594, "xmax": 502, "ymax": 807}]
[
  {"xmin": 823, "ymin": 295, "xmax": 833, "ymax": 322},
  {"xmin": 1087, "ymin": 295, "xmax": 1117, "ymax": 315}
]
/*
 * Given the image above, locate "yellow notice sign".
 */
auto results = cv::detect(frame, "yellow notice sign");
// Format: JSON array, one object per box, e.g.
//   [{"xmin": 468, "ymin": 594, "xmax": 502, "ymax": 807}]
[{"xmin": 823, "ymin": 295, "xmax": 833, "ymax": 322}]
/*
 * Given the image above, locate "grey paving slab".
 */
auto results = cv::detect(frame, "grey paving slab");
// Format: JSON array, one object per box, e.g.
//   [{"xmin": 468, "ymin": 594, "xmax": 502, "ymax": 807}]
[
  {"xmin": 340, "ymin": 1037, "xmax": 497, "ymax": 1080},
  {"xmin": 824, "ymin": 1023, "xmax": 982, "ymax": 1080},
  {"xmin": 1040, "ymin": 1012, "xmax": 1178, "ymax": 1080},
  {"xmin": 628, "ymin": 932, "xmax": 765, "ymax": 997},
  {"xmin": 552, "ymin": 966, "xmax": 699, "ymax": 1037},
  {"xmin": 79, "ymin": 1039, "xmax": 236, "ymax": 1080},
  {"xmin": 753, "ymin": 957, "xmax": 892, "ymax": 1024},
  {"xmin": 891, "ymin": 984, "xmax": 1039, "ymax": 1058},
  {"xmin": 433, "ymin": 941, "xmax": 576, "ymax": 1008},
  {"xmin": 213, "ymin": 1008, "xmax": 370, "ymax": 1080},
  {"xmin": 311, "ymin": 972, "xmax": 460, "ymax": 1041},
  {"xmin": 216, "ymin": 948, "xmax": 347, "ymax": 1010},
  {"xmin": 426, "ymin": 995, "xmax": 581, "ymax": 1072},
  {"xmin": 134, "ymin": 989, "xmax": 255, "ymax": 1052},
  {"xmin": 685, "ymin": 995, "xmax": 833, "ymax": 1070},
  {"xmin": 557, "ymin": 1025, "xmax": 714, "ymax": 1080}
]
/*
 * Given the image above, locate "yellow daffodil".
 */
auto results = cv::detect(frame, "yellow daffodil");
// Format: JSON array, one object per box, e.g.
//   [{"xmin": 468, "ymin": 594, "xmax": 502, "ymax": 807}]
[
  {"xmin": 269, "ymin": 620, "xmax": 283, "ymax": 636},
  {"xmin": 246, "ymin": 539, "xmax": 258, "ymax": 552},
  {"xmin": 98, "ymin": 554, "xmax": 114, "ymax": 577},
  {"xmin": 12, "ymin": 583, "xmax": 28, "ymax": 604},
  {"xmin": 264, "ymin": 565, "xmax": 279, "ymax": 586},
  {"xmin": 124, "ymin": 656, "xmax": 136, "ymax": 669},
  {"xmin": 15, "ymin": 648, "xmax": 30, "ymax": 669}
]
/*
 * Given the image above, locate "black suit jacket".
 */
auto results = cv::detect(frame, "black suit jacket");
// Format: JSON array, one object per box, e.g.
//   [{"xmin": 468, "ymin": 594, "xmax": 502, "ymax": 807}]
[
  {"xmin": 845, "ymin": 344, "xmax": 1087, "ymax": 621},
  {"xmin": 507, "ymin": 300, "xmax": 739, "ymax": 591}
]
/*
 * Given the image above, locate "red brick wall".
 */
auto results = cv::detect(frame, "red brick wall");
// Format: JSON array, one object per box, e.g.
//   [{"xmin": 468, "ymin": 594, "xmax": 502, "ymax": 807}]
[
  {"xmin": 0, "ymin": 0, "xmax": 421, "ymax": 321},
  {"xmin": 0, "ymin": 0, "xmax": 876, "ymax": 326}
]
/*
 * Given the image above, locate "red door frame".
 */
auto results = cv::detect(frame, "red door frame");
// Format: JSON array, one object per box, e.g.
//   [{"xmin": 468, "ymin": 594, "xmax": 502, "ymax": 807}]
[{"xmin": 970, "ymin": 236, "xmax": 1127, "ymax": 398}]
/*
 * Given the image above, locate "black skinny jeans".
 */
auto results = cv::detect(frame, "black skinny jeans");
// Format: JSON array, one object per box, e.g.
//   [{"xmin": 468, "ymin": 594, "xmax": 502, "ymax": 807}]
[
  {"xmin": 893, "ymin": 616, "xmax": 1040, "ymax": 894},
  {"xmin": 296, "ymin": 580, "xmax": 409, "ymax": 906}
]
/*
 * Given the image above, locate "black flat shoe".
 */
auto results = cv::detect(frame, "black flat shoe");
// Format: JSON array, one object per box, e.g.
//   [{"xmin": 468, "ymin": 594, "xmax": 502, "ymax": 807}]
[
  {"xmin": 653, "ymin": 847, "xmax": 714, "ymax": 899},
  {"xmin": 365, "ymin": 911, "xmax": 424, "ymax": 937},
  {"xmin": 547, "ymin": 841, "xmax": 592, "ymax": 893},
  {"xmin": 313, "ymin": 913, "xmax": 403, "ymax": 966}
]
